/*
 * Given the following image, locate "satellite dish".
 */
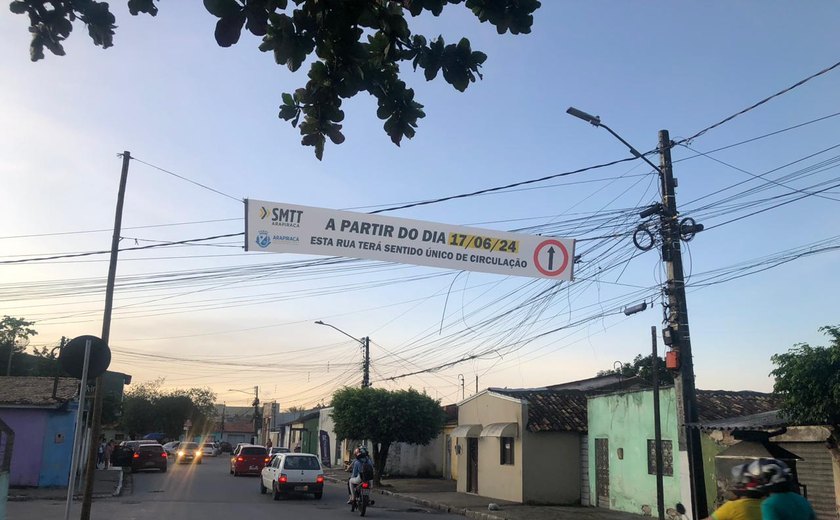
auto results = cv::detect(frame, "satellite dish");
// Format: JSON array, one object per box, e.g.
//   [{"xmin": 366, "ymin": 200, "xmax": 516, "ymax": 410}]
[{"xmin": 59, "ymin": 335, "xmax": 111, "ymax": 379}]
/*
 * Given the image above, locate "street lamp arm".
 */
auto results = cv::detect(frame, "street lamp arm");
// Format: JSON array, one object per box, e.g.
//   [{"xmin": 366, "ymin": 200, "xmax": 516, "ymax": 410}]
[
  {"xmin": 566, "ymin": 106, "xmax": 664, "ymax": 176},
  {"xmin": 315, "ymin": 320, "xmax": 364, "ymax": 345}
]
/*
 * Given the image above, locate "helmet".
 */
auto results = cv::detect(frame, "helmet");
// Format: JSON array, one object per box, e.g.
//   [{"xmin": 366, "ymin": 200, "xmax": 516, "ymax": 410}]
[
  {"xmin": 356, "ymin": 446, "xmax": 368, "ymax": 459},
  {"xmin": 751, "ymin": 458, "xmax": 792, "ymax": 491},
  {"xmin": 730, "ymin": 463, "xmax": 764, "ymax": 497}
]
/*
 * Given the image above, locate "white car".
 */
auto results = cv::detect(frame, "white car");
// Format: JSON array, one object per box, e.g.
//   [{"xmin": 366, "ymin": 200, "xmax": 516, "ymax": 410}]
[
  {"xmin": 201, "ymin": 442, "xmax": 217, "ymax": 457},
  {"xmin": 260, "ymin": 453, "xmax": 324, "ymax": 500}
]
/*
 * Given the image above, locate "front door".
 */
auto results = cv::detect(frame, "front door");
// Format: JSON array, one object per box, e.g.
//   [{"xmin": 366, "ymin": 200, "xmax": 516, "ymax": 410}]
[
  {"xmin": 595, "ymin": 438, "xmax": 609, "ymax": 507},
  {"xmin": 467, "ymin": 437, "xmax": 478, "ymax": 493}
]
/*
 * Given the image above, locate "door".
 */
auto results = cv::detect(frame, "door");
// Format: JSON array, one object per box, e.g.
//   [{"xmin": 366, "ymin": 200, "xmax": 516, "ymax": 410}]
[
  {"xmin": 467, "ymin": 437, "xmax": 478, "ymax": 493},
  {"xmin": 595, "ymin": 438, "xmax": 609, "ymax": 508}
]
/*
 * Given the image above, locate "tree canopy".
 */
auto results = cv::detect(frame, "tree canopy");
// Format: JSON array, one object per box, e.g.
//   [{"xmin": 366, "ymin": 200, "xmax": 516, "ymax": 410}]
[
  {"xmin": 122, "ymin": 379, "xmax": 217, "ymax": 440},
  {"xmin": 331, "ymin": 386, "xmax": 444, "ymax": 483},
  {"xmin": 0, "ymin": 315, "xmax": 38, "ymax": 353},
  {"xmin": 597, "ymin": 353, "xmax": 675, "ymax": 386},
  {"xmin": 771, "ymin": 325, "xmax": 840, "ymax": 460},
  {"xmin": 10, "ymin": 0, "xmax": 541, "ymax": 159}
]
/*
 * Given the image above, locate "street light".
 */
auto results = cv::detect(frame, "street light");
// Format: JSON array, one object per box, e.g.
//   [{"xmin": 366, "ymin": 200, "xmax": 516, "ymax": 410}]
[
  {"xmin": 566, "ymin": 106, "xmax": 663, "ymax": 175},
  {"xmin": 315, "ymin": 320, "xmax": 370, "ymax": 388},
  {"xmin": 228, "ymin": 387, "xmax": 260, "ymax": 444}
]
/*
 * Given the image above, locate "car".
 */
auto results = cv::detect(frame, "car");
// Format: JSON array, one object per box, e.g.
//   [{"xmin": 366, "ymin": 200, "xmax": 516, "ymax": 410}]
[
  {"xmin": 218, "ymin": 441, "xmax": 233, "ymax": 454},
  {"xmin": 260, "ymin": 453, "xmax": 324, "ymax": 500},
  {"xmin": 129, "ymin": 443, "xmax": 168, "ymax": 473},
  {"xmin": 113, "ymin": 440, "xmax": 161, "ymax": 467},
  {"xmin": 162, "ymin": 441, "xmax": 181, "ymax": 456},
  {"xmin": 230, "ymin": 444, "xmax": 269, "ymax": 476},
  {"xmin": 201, "ymin": 442, "xmax": 217, "ymax": 457},
  {"xmin": 268, "ymin": 447, "xmax": 290, "ymax": 457},
  {"xmin": 176, "ymin": 442, "xmax": 203, "ymax": 464}
]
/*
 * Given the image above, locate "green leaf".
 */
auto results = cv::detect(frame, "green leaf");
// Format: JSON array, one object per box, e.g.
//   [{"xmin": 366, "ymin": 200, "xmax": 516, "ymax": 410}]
[
  {"xmin": 9, "ymin": 1, "xmax": 27, "ymax": 15},
  {"xmin": 281, "ymin": 92, "xmax": 295, "ymax": 105},
  {"xmin": 203, "ymin": 0, "xmax": 242, "ymax": 19},
  {"xmin": 214, "ymin": 13, "xmax": 246, "ymax": 47}
]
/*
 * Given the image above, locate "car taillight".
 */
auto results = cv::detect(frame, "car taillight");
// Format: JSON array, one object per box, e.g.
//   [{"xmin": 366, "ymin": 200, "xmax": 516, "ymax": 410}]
[
  {"xmin": 361, "ymin": 482, "xmax": 369, "ymax": 489},
  {"xmin": 161, "ymin": 453, "xmax": 167, "ymax": 458},
  {"xmin": 316, "ymin": 475, "xmax": 324, "ymax": 484},
  {"xmin": 264, "ymin": 457, "xmax": 270, "ymax": 463},
  {"xmin": 279, "ymin": 474, "xmax": 287, "ymax": 483},
  {"xmin": 237, "ymin": 457, "xmax": 244, "ymax": 461},
  {"xmin": 132, "ymin": 453, "xmax": 140, "ymax": 459}
]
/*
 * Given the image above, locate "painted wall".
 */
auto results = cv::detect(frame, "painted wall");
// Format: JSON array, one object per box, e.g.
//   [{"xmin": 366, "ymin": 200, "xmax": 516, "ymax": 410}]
[
  {"xmin": 587, "ymin": 388, "xmax": 683, "ymax": 517},
  {"xmin": 443, "ymin": 425, "xmax": 457, "ymax": 481},
  {"xmin": 385, "ymin": 434, "xmax": 444, "ymax": 477},
  {"xmin": 318, "ymin": 408, "xmax": 342, "ymax": 468},
  {"xmin": 38, "ymin": 402, "xmax": 76, "ymax": 487},
  {"xmin": 456, "ymin": 392, "xmax": 526, "ymax": 502},
  {"xmin": 0, "ymin": 409, "xmax": 47, "ymax": 487},
  {"xmin": 522, "ymin": 431, "xmax": 581, "ymax": 504}
]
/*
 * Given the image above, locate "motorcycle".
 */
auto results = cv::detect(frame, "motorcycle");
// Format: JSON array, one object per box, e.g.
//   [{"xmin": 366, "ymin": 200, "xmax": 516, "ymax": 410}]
[{"xmin": 350, "ymin": 480, "xmax": 373, "ymax": 516}]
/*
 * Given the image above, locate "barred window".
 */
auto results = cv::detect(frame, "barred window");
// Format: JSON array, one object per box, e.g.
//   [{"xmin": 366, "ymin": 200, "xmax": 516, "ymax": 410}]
[
  {"xmin": 500, "ymin": 437, "xmax": 514, "ymax": 465},
  {"xmin": 647, "ymin": 439, "xmax": 673, "ymax": 476}
]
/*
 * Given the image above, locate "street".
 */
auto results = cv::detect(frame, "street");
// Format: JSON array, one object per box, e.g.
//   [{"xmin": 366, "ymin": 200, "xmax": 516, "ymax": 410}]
[{"xmin": 7, "ymin": 455, "xmax": 463, "ymax": 520}]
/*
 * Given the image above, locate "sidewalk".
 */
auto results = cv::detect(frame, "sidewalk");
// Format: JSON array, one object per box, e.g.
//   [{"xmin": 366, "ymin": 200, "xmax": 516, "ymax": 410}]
[
  {"xmin": 323, "ymin": 467, "xmax": 642, "ymax": 520},
  {"xmin": 7, "ymin": 468, "xmax": 123, "ymax": 501}
]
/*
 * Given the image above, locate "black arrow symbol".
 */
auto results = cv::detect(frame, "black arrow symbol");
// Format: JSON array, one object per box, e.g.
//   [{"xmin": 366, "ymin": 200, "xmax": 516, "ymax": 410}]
[
  {"xmin": 260, "ymin": 207, "xmax": 268, "ymax": 219},
  {"xmin": 547, "ymin": 246, "xmax": 555, "ymax": 271}
]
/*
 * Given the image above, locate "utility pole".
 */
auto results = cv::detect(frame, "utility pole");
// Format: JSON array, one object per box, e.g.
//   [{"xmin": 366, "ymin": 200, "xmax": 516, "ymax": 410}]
[
  {"xmin": 657, "ymin": 131, "xmax": 707, "ymax": 519},
  {"xmin": 81, "ymin": 151, "xmax": 130, "ymax": 520},
  {"xmin": 252, "ymin": 386, "xmax": 260, "ymax": 444},
  {"xmin": 651, "ymin": 326, "xmax": 665, "ymax": 520},
  {"xmin": 362, "ymin": 337, "xmax": 370, "ymax": 388}
]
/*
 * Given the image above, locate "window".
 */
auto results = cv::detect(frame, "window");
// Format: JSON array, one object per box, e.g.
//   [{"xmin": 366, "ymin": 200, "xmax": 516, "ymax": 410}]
[
  {"xmin": 646, "ymin": 439, "xmax": 673, "ymax": 476},
  {"xmin": 500, "ymin": 437, "xmax": 514, "ymax": 465}
]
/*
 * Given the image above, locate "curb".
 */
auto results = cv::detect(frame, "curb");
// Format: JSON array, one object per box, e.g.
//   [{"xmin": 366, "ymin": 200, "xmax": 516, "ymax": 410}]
[
  {"xmin": 323, "ymin": 475, "xmax": 507, "ymax": 520},
  {"xmin": 112, "ymin": 469, "xmax": 124, "ymax": 497}
]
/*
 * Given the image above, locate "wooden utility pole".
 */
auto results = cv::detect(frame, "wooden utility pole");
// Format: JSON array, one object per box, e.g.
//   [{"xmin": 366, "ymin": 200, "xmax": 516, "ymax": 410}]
[
  {"xmin": 80, "ymin": 151, "xmax": 130, "ymax": 520},
  {"xmin": 362, "ymin": 337, "xmax": 370, "ymax": 388},
  {"xmin": 657, "ymin": 132, "xmax": 707, "ymax": 519}
]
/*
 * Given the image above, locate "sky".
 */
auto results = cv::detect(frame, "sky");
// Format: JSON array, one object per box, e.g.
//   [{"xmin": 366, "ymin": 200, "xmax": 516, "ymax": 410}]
[{"xmin": 1, "ymin": 2, "xmax": 839, "ymax": 410}]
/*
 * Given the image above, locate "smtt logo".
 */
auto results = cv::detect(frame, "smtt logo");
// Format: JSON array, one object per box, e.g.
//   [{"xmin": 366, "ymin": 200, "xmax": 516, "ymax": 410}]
[
  {"xmin": 255, "ymin": 231, "xmax": 271, "ymax": 248},
  {"xmin": 262, "ymin": 207, "xmax": 303, "ymax": 228}
]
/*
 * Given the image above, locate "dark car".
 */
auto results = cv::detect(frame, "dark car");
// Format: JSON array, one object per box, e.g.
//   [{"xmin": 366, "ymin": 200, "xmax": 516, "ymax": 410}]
[
  {"xmin": 231, "ymin": 445, "xmax": 269, "ymax": 476},
  {"xmin": 219, "ymin": 441, "xmax": 233, "ymax": 454},
  {"xmin": 130, "ymin": 444, "xmax": 167, "ymax": 473},
  {"xmin": 176, "ymin": 442, "xmax": 202, "ymax": 464},
  {"xmin": 113, "ymin": 440, "xmax": 160, "ymax": 467}
]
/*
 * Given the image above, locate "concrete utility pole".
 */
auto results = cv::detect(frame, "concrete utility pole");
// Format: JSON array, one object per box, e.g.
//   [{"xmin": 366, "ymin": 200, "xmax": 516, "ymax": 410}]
[
  {"xmin": 81, "ymin": 151, "xmax": 131, "ymax": 520},
  {"xmin": 657, "ymin": 130, "xmax": 707, "ymax": 519},
  {"xmin": 362, "ymin": 337, "xmax": 370, "ymax": 388}
]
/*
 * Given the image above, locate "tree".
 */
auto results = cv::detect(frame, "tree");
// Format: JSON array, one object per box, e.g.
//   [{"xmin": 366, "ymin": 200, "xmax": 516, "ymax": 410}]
[
  {"xmin": 331, "ymin": 386, "xmax": 444, "ymax": 485},
  {"xmin": 0, "ymin": 315, "xmax": 38, "ymax": 375},
  {"xmin": 121, "ymin": 379, "xmax": 218, "ymax": 439},
  {"xmin": 597, "ymin": 353, "xmax": 675, "ymax": 385},
  {"xmin": 9, "ymin": 0, "xmax": 541, "ymax": 159},
  {"xmin": 771, "ymin": 325, "xmax": 840, "ymax": 462}
]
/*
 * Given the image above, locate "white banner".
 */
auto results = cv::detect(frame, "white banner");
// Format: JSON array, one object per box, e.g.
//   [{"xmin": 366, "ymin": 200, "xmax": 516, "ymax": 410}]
[{"xmin": 245, "ymin": 200, "xmax": 575, "ymax": 281}]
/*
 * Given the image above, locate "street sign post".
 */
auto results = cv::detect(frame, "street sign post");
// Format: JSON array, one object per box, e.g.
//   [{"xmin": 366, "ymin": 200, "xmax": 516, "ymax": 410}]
[{"xmin": 245, "ymin": 200, "xmax": 575, "ymax": 281}]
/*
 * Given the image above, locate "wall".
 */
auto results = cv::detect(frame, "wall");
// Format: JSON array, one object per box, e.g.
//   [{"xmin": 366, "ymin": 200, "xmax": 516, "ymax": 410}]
[
  {"xmin": 0, "ymin": 409, "xmax": 47, "ymax": 487},
  {"xmin": 456, "ymin": 392, "xmax": 525, "ymax": 502},
  {"xmin": 38, "ymin": 403, "xmax": 76, "ymax": 487},
  {"xmin": 385, "ymin": 434, "xmax": 444, "ymax": 477},
  {"xmin": 587, "ymin": 388, "xmax": 683, "ymax": 517},
  {"xmin": 444, "ymin": 425, "xmax": 457, "ymax": 481},
  {"xmin": 522, "ymin": 430, "xmax": 580, "ymax": 504},
  {"xmin": 318, "ymin": 408, "xmax": 341, "ymax": 468}
]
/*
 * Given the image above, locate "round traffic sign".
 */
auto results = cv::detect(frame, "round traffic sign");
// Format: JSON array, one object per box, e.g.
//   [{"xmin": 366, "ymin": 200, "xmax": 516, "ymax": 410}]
[
  {"xmin": 533, "ymin": 239, "xmax": 570, "ymax": 277},
  {"xmin": 59, "ymin": 335, "xmax": 111, "ymax": 380}
]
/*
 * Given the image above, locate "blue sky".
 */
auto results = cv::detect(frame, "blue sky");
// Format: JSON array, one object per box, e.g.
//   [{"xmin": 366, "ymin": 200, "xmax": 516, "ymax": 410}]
[{"xmin": 1, "ymin": 2, "xmax": 839, "ymax": 408}]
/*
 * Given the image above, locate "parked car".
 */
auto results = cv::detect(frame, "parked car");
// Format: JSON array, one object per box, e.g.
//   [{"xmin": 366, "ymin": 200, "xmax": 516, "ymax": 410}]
[
  {"xmin": 218, "ymin": 441, "xmax": 233, "ymax": 454},
  {"xmin": 230, "ymin": 444, "xmax": 269, "ymax": 476},
  {"xmin": 130, "ymin": 444, "xmax": 168, "ymax": 473},
  {"xmin": 260, "ymin": 453, "xmax": 324, "ymax": 500},
  {"xmin": 162, "ymin": 441, "xmax": 180, "ymax": 456},
  {"xmin": 201, "ymin": 442, "xmax": 217, "ymax": 457},
  {"xmin": 176, "ymin": 442, "xmax": 202, "ymax": 464},
  {"xmin": 268, "ymin": 447, "xmax": 290, "ymax": 457}
]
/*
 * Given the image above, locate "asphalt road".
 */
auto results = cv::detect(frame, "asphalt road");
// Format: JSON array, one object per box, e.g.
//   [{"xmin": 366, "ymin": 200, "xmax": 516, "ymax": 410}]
[{"xmin": 7, "ymin": 454, "xmax": 463, "ymax": 520}]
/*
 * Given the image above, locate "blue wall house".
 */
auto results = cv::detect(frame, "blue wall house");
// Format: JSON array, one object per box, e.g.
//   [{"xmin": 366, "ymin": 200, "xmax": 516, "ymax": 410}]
[{"xmin": 0, "ymin": 376, "xmax": 79, "ymax": 487}]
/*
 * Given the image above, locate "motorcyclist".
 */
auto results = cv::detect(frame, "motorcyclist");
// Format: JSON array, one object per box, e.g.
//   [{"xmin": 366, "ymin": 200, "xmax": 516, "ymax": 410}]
[
  {"xmin": 754, "ymin": 458, "xmax": 816, "ymax": 520},
  {"xmin": 347, "ymin": 446, "xmax": 373, "ymax": 504},
  {"xmin": 703, "ymin": 462, "xmax": 765, "ymax": 520}
]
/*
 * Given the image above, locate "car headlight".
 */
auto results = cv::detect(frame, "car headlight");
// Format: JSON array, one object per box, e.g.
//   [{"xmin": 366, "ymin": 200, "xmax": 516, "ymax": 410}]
[{"xmin": 178, "ymin": 450, "xmax": 185, "ymax": 456}]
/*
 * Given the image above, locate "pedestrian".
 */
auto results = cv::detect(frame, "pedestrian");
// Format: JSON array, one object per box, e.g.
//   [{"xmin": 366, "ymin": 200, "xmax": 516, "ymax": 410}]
[
  {"xmin": 703, "ymin": 462, "xmax": 764, "ymax": 520},
  {"xmin": 266, "ymin": 438, "xmax": 273, "ymax": 449},
  {"xmin": 293, "ymin": 443, "xmax": 301, "ymax": 453},
  {"xmin": 97, "ymin": 437, "xmax": 106, "ymax": 468},
  {"xmin": 104, "ymin": 440, "xmax": 114, "ymax": 469},
  {"xmin": 755, "ymin": 458, "xmax": 817, "ymax": 520}
]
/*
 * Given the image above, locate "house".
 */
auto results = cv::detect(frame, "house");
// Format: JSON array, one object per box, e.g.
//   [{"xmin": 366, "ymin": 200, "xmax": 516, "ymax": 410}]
[
  {"xmin": 454, "ymin": 388, "xmax": 588, "ymax": 504},
  {"xmin": 0, "ymin": 376, "xmax": 79, "ymax": 487},
  {"xmin": 586, "ymin": 387, "xmax": 780, "ymax": 517},
  {"xmin": 383, "ymin": 404, "xmax": 458, "ymax": 478}
]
